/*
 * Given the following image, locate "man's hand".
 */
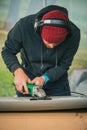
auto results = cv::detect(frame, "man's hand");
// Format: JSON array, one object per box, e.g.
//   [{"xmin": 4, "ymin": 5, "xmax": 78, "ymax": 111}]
[
  {"xmin": 14, "ymin": 68, "xmax": 31, "ymax": 94},
  {"xmin": 29, "ymin": 76, "xmax": 45, "ymax": 87}
]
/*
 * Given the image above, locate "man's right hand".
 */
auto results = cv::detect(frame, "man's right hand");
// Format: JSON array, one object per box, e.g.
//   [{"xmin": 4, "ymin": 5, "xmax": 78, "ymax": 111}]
[{"xmin": 14, "ymin": 68, "xmax": 31, "ymax": 94}]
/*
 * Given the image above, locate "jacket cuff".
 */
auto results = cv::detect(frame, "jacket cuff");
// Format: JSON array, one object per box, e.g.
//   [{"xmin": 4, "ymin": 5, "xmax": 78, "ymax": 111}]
[
  {"xmin": 42, "ymin": 74, "xmax": 50, "ymax": 85},
  {"xmin": 10, "ymin": 63, "xmax": 22, "ymax": 73}
]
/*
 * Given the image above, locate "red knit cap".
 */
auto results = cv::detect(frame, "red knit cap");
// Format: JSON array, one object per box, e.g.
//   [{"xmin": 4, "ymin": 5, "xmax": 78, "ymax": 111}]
[{"xmin": 41, "ymin": 10, "xmax": 69, "ymax": 44}]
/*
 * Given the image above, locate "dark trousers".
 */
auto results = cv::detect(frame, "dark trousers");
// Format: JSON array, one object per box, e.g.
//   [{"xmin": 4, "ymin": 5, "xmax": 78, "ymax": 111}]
[{"xmin": 16, "ymin": 70, "xmax": 71, "ymax": 97}]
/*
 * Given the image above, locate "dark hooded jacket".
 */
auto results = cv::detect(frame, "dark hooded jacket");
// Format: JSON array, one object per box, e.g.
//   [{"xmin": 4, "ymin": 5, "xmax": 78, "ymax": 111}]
[{"xmin": 2, "ymin": 5, "xmax": 80, "ymax": 83}]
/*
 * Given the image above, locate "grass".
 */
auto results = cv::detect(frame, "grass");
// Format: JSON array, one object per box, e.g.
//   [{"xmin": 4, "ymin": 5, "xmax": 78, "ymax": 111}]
[
  {"xmin": 0, "ymin": 30, "xmax": 87, "ymax": 96},
  {"xmin": 0, "ymin": 30, "xmax": 16, "ymax": 96},
  {"xmin": 0, "ymin": 69, "xmax": 16, "ymax": 96},
  {"xmin": 69, "ymin": 34, "xmax": 87, "ymax": 72}
]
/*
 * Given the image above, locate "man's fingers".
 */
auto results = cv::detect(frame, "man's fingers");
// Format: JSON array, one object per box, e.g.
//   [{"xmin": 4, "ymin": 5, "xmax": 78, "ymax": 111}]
[
  {"xmin": 23, "ymin": 84, "xmax": 29, "ymax": 94},
  {"xmin": 15, "ymin": 83, "xmax": 29, "ymax": 94},
  {"xmin": 15, "ymin": 84, "xmax": 23, "ymax": 93},
  {"xmin": 27, "ymin": 78, "xmax": 31, "ymax": 83},
  {"xmin": 35, "ymin": 81, "xmax": 40, "ymax": 86}
]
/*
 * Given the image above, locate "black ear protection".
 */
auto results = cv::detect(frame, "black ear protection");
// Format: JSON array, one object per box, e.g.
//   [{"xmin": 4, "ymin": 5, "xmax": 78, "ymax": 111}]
[{"xmin": 34, "ymin": 18, "xmax": 71, "ymax": 32}]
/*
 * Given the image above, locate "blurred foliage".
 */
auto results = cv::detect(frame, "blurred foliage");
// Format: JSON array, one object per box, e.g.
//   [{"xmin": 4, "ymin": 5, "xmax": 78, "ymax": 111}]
[{"xmin": 0, "ymin": 30, "xmax": 15, "ymax": 96}]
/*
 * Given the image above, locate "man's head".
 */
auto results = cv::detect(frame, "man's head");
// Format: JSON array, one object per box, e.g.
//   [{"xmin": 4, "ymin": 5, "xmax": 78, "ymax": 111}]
[{"xmin": 41, "ymin": 10, "xmax": 70, "ymax": 48}]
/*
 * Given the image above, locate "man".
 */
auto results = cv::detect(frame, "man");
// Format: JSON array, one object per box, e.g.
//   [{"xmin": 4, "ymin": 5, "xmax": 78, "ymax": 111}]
[{"xmin": 1, "ymin": 5, "xmax": 80, "ymax": 97}]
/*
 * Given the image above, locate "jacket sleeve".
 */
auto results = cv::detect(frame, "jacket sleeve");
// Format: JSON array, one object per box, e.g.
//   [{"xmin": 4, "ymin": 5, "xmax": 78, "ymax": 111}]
[
  {"xmin": 45, "ymin": 25, "xmax": 80, "ymax": 82},
  {"xmin": 1, "ymin": 19, "xmax": 23, "ymax": 73}
]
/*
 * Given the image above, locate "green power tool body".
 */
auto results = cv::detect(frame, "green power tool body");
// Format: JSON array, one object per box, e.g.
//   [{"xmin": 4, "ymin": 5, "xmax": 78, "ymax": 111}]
[{"xmin": 27, "ymin": 83, "xmax": 46, "ymax": 98}]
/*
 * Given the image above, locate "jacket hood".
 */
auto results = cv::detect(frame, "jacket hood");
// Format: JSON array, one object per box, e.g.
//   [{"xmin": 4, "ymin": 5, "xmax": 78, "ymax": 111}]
[{"xmin": 35, "ymin": 5, "xmax": 68, "ymax": 21}]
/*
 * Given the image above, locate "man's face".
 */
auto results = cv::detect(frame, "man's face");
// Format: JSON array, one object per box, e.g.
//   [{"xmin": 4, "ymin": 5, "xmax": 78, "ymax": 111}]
[{"xmin": 43, "ymin": 39, "xmax": 58, "ymax": 49}]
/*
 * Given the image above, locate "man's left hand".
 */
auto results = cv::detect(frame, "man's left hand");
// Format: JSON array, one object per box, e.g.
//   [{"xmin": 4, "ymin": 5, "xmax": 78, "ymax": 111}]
[{"xmin": 29, "ymin": 76, "xmax": 45, "ymax": 87}]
